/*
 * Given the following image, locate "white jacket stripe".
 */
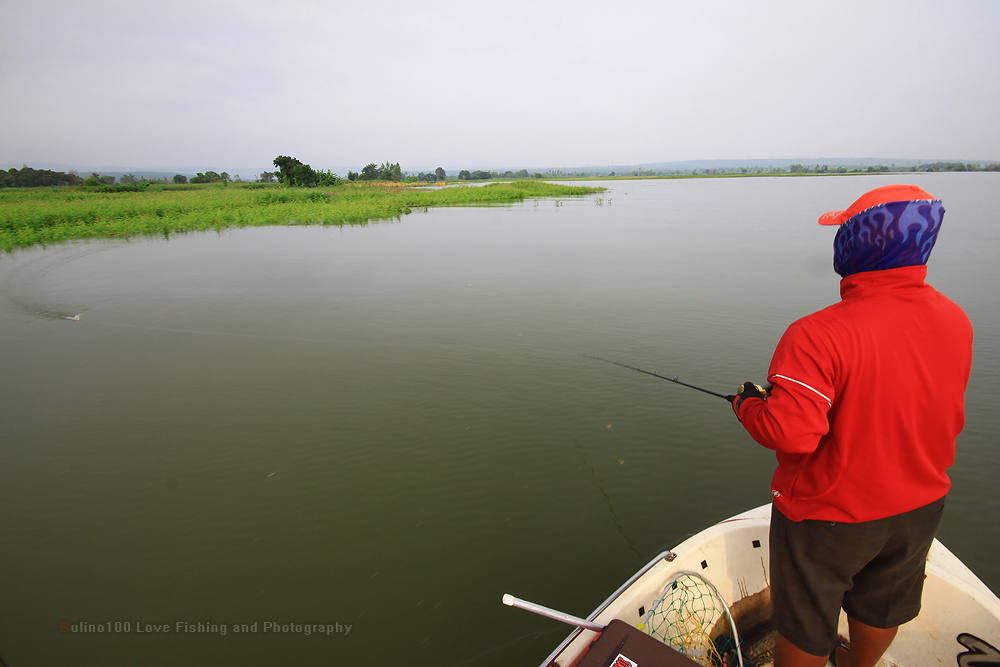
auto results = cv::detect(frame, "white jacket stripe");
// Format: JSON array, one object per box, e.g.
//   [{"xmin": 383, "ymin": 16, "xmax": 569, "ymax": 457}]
[{"xmin": 770, "ymin": 374, "xmax": 833, "ymax": 407}]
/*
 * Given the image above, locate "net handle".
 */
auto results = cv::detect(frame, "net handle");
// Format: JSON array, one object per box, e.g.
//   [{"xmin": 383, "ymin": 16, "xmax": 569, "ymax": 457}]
[{"xmin": 502, "ymin": 593, "xmax": 604, "ymax": 632}]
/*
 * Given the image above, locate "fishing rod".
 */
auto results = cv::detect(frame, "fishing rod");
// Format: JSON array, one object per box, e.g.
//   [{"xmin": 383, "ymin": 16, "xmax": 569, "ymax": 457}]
[{"xmin": 580, "ymin": 354, "xmax": 736, "ymax": 402}]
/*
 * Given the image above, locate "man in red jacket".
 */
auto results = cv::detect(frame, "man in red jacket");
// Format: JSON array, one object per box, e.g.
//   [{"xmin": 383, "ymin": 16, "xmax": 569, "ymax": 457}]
[{"xmin": 732, "ymin": 184, "xmax": 973, "ymax": 667}]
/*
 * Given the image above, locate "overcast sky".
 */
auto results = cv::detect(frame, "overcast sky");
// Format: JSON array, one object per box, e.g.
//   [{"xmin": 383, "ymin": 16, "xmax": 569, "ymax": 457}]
[{"xmin": 2, "ymin": 0, "xmax": 999, "ymax": 174}]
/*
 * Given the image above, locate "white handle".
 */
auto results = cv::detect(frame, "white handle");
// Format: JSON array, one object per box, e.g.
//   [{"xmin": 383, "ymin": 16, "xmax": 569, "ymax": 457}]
[{"xmin": 502, "ymin": 593, "xmax": 604, "ymax": 632}]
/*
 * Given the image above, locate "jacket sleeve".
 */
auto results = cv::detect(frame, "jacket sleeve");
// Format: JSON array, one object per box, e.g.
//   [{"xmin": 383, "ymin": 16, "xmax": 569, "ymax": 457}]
[{"xmin": 738, "ymin": 319, "xmax": 835, "ymax": 454}]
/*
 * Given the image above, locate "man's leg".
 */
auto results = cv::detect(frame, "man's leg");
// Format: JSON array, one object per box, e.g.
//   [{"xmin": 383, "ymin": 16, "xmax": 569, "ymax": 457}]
[
  {"xmin": 831, "ymin": 616, "xmax": 898, "ymax": 667},
  {"xmin": 773, "ymin": 632, "xmax": 830, "ymax": 667},
  {"xmin": 774, "ymin": 619, "xmax": 898, "ymax": 667}
]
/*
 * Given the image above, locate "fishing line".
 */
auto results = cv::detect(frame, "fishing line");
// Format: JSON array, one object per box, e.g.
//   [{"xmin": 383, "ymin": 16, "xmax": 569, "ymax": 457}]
[{"xmin": 574, "ymin": 442, "xmax": 642, "ymax": 558}]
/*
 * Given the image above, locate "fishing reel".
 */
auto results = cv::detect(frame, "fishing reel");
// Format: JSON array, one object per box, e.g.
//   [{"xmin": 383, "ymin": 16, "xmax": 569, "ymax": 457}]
[
  {"xmin": 731, "ymin": 381, "xmax": 768, "ymax": 421},
  {"xmin": 736, "ymin": 382, "xmax": 769, "ymax": 399}
]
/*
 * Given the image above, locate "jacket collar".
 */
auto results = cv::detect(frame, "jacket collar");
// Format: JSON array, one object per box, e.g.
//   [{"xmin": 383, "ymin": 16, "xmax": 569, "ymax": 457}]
[{"xmin": 840, "ymin": 264, "xmax": 928, "ymax": 300}]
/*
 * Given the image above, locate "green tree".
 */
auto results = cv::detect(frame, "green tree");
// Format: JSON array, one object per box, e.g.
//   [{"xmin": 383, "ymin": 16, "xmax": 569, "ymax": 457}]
[
  {"xmin": 316, "ymin": 170, "xmax": 342, "ymax": 186},
  {"xmin": 378, "ymin": 162, "xmax": 402, "ymax": 182},
  {"xmin": 458, "ymin": 170, "xmax": 471, "ymax": 180},
  {"xmin": 190, "ymin": 171, "xmax": 220, "ymax": 184},
  {"xmin": 173, "ymin": 174, "xmax": 188, "ymax": 184},
  {"xmin": 292, "ymin": 164, "xmax": 318, "ymax": 186},
  {"xmin": 273, "ymin": 156, "xmax": 318, "ymax": 187},
  {"xmin": 435, "ymin": 167, "xmax": 446, "ymax": 181},
  {"xmin": 359, "ymin": 163, "xmax": 380, "ymax": 180},
  {"xmin": 272, "ymin": 156, "xmax": 300, "ymax": 184}
]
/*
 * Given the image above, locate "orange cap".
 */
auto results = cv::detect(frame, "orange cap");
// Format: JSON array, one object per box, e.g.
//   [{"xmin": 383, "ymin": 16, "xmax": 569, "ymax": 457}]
[{"xmin": 818, "ymin": 184, "xmax": 938, "ymax": 226}]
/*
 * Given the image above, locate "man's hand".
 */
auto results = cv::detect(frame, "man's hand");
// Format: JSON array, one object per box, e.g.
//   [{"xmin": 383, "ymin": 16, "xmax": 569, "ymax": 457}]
[{"xmin": 731, "ymin": 381, "xmax": 768, "ymax": 420}]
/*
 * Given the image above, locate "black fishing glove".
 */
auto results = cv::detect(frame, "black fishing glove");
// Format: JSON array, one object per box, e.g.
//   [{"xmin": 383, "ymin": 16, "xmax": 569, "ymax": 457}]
[{"xmin": 731, "ymin": 381, "xmax": 767, "ymax": 421}]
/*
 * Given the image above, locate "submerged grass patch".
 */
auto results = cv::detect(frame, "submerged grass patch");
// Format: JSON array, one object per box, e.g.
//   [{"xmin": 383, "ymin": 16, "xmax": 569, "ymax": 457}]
[{"xmin": 0, "ymin": 181, "xmax": 605, "ymax": 252}]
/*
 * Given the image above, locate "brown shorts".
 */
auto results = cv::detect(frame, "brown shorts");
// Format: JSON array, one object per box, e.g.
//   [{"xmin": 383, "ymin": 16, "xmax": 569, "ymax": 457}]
[{"xmin": 769, "ymin": 498, "xmax": 945, "ymax": 657}]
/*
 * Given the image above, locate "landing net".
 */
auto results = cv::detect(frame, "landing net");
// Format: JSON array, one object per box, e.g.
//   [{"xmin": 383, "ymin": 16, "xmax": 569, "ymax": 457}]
[{"xmin": 639, "ymin": 571, "xmax": 745, "ymax": 667}]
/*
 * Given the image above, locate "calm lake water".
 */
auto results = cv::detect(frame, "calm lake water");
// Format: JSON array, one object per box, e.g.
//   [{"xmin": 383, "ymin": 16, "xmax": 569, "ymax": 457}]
[{"xmin": 1, "ymin": 173, "xmax": 997, "ymax": 666}]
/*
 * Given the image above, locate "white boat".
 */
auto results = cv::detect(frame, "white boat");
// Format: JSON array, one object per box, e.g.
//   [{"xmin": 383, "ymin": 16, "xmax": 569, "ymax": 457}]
[{"xmin": 505, "ymin": 504, "xmax": 1000, "ymax": 667}]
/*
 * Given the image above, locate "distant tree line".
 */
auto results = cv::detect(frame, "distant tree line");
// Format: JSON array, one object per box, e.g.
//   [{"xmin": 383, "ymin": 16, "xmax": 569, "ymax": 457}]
[
  {"xmin": 1, "ymin": 166, "xmax": 82, "ymax": 188},
  {"xmin": 343, "ymin": 162, "xmax": 406, "ymax": 182},
  {"xmin": 190, "ymin": 171, "xmax": 230, "ymax": 184},
  {"xmin": 1, "ymin": 166, "xmax": 203, "ymax": 188},
  {"xmin": 918, "ymin": 161, "xmax": 999, "ymax": 172},
  {"xmin": 406, "ymin": 166, "xmax": 444, "ymax": 183},
  {"xmin": 730, "ymin": 162, "xmax": 1000, "ymax": 176},
  {"xmin": 784, "ymin": 163, "xmax": 989, "ymax": 174},
  {"xmin": 5, "ymin": 159, "xmax": 1000, "ymax": 190}
]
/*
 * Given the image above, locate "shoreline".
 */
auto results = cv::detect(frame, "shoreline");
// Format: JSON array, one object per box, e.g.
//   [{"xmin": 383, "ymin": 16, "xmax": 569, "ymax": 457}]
[{"xmin": 0, "ymin": 180, "xmax": 604, "ymax": 253}]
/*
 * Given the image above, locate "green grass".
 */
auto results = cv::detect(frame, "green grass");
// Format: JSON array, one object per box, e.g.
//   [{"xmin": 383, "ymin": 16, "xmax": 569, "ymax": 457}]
[{"xmin": 0, "ymin": 180, "xmax": 605, "ymax": 252}]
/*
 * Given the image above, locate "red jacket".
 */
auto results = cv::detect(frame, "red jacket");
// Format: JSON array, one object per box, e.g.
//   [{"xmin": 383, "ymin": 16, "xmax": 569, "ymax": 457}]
[{"xmin": 738, "ymin": 265, "xmax": 973, "ymax": 522}]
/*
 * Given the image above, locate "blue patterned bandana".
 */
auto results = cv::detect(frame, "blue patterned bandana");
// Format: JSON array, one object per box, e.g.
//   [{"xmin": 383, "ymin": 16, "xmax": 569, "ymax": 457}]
[{"xmin": 833, "ymin": 199, "xmax": 944, "ymax": 278}]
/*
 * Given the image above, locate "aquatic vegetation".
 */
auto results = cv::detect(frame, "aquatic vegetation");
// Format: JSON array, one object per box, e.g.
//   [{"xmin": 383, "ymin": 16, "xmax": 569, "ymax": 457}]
[{"xmin": 0, "ymin": 181, "xmax": 605, "ymax": 252}]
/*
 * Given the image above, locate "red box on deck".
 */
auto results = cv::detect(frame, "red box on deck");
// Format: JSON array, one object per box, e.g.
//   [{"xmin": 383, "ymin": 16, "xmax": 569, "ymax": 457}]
[{"xmin": 575, "ymin": 619, "xmax": 702, "ymax": 667}]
